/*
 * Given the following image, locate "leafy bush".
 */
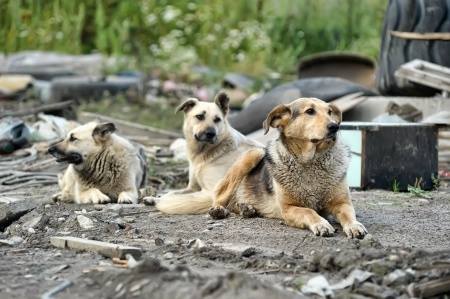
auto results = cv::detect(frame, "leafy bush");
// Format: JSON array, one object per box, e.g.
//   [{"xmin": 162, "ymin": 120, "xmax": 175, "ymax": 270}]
[{"xmin": 0, "ymin": 0, "xmax": 387, "ymax": 76}]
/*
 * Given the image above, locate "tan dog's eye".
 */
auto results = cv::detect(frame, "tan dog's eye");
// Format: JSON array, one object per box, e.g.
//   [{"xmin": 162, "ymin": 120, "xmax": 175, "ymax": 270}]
[
  {"xmin": 69, "ymin": 135, "xmax": 78, "ymax": 142},
  {"xmin": 328, "ymin": 109, "xmax": 332, "ymax": 116},
  {"xmin": 305, "ymin": 108, "xmax": 315, "ymax": 115},
  {"xmin": 214, "ymin": 116, "xmax": 221, "ymax": 123},
  {"xmin": 196, "ymin": 114, "xmax": 205, "ymax": 121}
]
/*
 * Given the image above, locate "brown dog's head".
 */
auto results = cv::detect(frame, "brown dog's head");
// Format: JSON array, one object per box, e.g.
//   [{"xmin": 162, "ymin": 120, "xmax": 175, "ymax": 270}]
[
  {"xmin": 263, "ymin": 98, "xmax": 342, "ymax": 158},
  {"xmin": 177, "ymin": 92, "xmax": 230, "ymax": 145},
  {"xmin": 48, "ymin": 122, "xmax": 116, "ymax": 165}
]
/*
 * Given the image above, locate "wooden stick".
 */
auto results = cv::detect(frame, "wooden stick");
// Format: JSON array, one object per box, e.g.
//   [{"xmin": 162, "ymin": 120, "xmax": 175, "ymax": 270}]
[
  {"xmin": 391, "ymin": 30, "xmax": 450, "ymax": 41},
  {"xmin": 0, "ymin": 100, "xmax": 74, "ymax": 118}
]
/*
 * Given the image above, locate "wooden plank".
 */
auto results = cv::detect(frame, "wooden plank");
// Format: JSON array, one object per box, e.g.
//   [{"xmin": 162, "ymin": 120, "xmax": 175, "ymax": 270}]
[
  {"xmin": 0, "ymin": 100, "xmax": 74, "ymax": 118},
  {"xmin": 79, "ymin": 111, "xmax": 181, "ymax": 140},
  {"xmin": 329, "ymin": 92, "xmax": 367, "ymax": 112},
  {"xmin": 391, "ymin": 30, "xmax": 450, "ymax": 41},
  {"xmin": 50, "ymin": 236, "xmax": 142, "ymax": 259},
  {"xmin": 395, "ymin": 59, "xmax": 450, "ymax": 92}
]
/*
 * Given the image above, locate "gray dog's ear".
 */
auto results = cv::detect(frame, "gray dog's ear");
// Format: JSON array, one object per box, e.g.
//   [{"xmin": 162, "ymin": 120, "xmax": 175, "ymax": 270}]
[
  {"xmin": 176, "ymin": 98, "xmax": 198, "ymax": 113},
  {"xmin": 214, "ymin": 92, "xmax": 230, "ymax": 115},
  {"xmin": 93, "ymin": 122, "xmax": 116, "ymax": 142},
  {"xmin": 263, "ymin": 104, "xmax": 291, "ymax": 135}
]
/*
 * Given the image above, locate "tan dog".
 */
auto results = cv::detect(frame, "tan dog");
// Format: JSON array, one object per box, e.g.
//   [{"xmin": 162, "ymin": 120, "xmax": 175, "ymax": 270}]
[
  {"xmin": 48, "ymin": 122, "xmax": 147, "ymax": 204},
  {"xmin": 156, "ymin": 92, "xmax": 262, "ymax": 214},
  {"xmin": 210, "ymin": 98, "xmax": 367, "ymax": 238}
]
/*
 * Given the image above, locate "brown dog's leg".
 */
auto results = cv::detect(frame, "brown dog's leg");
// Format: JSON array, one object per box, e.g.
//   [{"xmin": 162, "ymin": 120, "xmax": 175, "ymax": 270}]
[
  {"xmin": 209, "ymin": 148, "xmax": 265, "ymax": 219},
  {"xmin": 281, "ymin": 204, "xmax": 336, "ymax": 237},
  {"xmin": 325, "ymin": 183, "xmax": 367, "ymax": 239}
]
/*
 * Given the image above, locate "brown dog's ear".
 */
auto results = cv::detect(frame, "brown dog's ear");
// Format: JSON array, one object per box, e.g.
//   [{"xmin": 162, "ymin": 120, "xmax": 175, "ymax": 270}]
[
  {"xmin": 329, "ymin": 104, "xmax": 342, "ymax": 123},
  {"xmin": 176, "ymin": 98, "xmax": 198, "ymax": 113},
  {"xmin": 263, "ymin": 104, "xmax": 291, "ymax": 135},
  {"xmin": 93, "ymin": 122, "xmax": 116, "ymax": 142},
  {"xmin": 214, "ymin": 92, "xmax": 230, "ymax": 115}
]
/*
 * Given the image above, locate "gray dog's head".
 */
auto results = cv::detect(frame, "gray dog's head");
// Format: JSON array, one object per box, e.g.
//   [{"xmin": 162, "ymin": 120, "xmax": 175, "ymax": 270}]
[{"xmin": 48, "ymin": 122, "xmax": 116, "ymax": 165}]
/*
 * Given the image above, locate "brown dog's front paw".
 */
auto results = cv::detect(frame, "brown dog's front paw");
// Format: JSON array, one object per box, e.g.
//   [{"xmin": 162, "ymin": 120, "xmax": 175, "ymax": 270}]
[
  {"xmin": 208, "ymin": 206, "xmax": 230, "ymax": 219},
  {"xmin": 238, "ymin": 203, "xmax": 258, "ymax": 218},
  {"xmin": 343, "ymin": 221, "xmax": 367, "ymax": 239},
  {"xmin": 310, "ymin": 219, "xmax": 336, "ymax": 237},
  {"xmin": 52, "ymin": 192, "xmax": 62, "ymax": 202}
]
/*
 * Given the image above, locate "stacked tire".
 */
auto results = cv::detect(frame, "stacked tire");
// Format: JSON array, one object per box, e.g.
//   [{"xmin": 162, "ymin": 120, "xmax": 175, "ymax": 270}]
[{"xmin": 377, "ymin": 0, "xmax": 450, "ymax": 95}]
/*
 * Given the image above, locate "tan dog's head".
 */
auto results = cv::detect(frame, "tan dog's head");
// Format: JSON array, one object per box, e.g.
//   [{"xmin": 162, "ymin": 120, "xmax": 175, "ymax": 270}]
[
  {"xmin": 263, "ymin": 98, "xmax": 342, "ymax": 158},
  {"xmin": 177, "ymin": 92, "xmax": 230, "ymax": 145},
  {"xmin": 48, "ymin": 122, "xmax": 116, "ymax": 165}
]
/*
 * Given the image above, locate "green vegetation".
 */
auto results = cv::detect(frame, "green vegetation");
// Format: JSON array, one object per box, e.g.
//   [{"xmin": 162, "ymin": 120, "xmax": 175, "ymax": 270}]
[{"xmin": 0, "ymin": 0, "xmax": 387, "ymax": 76}]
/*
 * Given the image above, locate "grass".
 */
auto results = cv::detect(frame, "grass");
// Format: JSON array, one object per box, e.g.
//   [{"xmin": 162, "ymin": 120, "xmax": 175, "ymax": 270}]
[{"xmin": 0, "ymin": 0, "xmax": 388, "ymax": 77}]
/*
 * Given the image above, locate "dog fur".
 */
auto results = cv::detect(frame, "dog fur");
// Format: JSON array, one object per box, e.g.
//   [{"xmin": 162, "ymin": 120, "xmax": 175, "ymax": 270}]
[
  {"xmin": 48, "ymin": 122, "xmax": 147, "ymax": 204},
  {"xmin": 156, "ymin": 92, "xmax": 262, "ymax": 214},
  {"xmin": 210, "ymin": 98, "xmax": 368, "ymax": 238}
]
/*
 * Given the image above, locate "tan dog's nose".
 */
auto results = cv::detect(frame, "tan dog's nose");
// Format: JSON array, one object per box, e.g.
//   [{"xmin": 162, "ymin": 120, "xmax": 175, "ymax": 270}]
[{"xmin": 327, "ymin": 123, "xmax": 339, "ymax": 134}]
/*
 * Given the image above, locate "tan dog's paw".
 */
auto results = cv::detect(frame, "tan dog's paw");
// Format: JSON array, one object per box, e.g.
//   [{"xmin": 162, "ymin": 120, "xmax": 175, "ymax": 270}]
[
  {"xmin": 86, "ymin": 189, "xmax": 111, "ymax": 204},
  {"xmin": 208, "ymin": 206, "xmax": 230, "ymax": 219},
  {"xmin": 238, "ymin": 203, "xmax": 258, "ymax": 218},
  {"xmin": 343, "ymin": 221, "xmax": 367, "ymax": 239},
  {"xmin": 309, "ymin": 219, "xmax": 336, "ymax": 237},
  {"xmin": 118, "ymin": 192, "xmax": 137, "ymax": 204}
]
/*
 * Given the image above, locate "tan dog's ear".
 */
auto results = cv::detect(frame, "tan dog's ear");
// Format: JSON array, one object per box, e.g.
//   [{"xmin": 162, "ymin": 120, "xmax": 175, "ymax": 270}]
[
  {"xmin": 329, "ymin": 104, "xmax": 342, "ymax": 123},
  {"xmin": 214, "ymin": 92, "xmax": 230, "ymax": 115},
  {"xmin": 176, "ymin": 98, "xmax": 198, "ymax": 113},
  {"xmin": 263, "ymin": 104, "xmax": 291, "ymax": 135},
  {"xmin": 93, "ymin": 122, "xmax": 116, "ymax": 142}
]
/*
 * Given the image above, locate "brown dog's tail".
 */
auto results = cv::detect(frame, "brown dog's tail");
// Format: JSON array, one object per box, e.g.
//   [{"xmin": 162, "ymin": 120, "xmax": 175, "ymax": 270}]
[
  {"xmin": 214, "ymin": 148, "xmax": 266, "ymax": 208},
  {"xmin": 156, "ymin": 191, "xmax": 212, "ymax": 214}
]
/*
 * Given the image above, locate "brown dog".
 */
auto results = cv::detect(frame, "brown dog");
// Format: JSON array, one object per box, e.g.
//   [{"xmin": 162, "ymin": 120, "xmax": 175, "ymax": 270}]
[{"xmin": 210, "ymin": 98, "xmax": 367, "ymax": 238}]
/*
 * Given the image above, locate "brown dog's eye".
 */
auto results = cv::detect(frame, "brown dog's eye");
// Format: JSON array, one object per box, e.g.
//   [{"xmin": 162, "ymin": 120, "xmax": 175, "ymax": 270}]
[
  {"xmin": 69, "ymin": 135, "xmax": 77, "ymax": 142},
  {"xmin": 196, "ymin": 114, "xmax": 205, "ymax": 121},
  {"xmin": 305, "ymin": 108, "xmax": 315, "ymax": 115},
  {"xmin": 328, "ymin": 109, "xmax": 332, "ymax": 116},
  {"xmin": 214, "ymin": 116, "xmax": 221, "ymax": 123}
]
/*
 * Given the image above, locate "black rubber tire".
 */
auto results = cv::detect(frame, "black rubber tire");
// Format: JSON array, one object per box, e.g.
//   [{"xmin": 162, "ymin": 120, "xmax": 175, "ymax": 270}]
[{"xmin": 376, "ymin": 0, "xmax": 450, "ymax": 96}]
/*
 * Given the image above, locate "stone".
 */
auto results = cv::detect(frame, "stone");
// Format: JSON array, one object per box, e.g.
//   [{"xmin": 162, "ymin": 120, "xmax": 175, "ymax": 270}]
[
  {"xmin": 163, "ymin": 252, "xmax": 174, "ymax": 259},
  {"xmin": 301, "ymin": 275, "xmax": 334, "ymax": 298},
  {"xmin": 22, "ymin": 215, "xmax": 42, "ymax": 231},
  {"xmin": 77, "ymin": 215, "xmax": 94, "ymax": 230},
  {"xmin": 332, "ymin": 269, "xmax": 373, "ymax": 290},
  {"xmin": 383, "ymin": 269, "xmax": 414, "ymax": 286},
  {"xmin": 187, "ymin": 238, "xmax": 206, "ymax": 250},
  {"xmin": 357, "ymin": 282, "xmax": 397, "ymax": 299}
]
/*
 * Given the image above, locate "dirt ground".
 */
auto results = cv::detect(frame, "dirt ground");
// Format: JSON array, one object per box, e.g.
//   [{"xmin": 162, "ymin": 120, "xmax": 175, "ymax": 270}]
[{"xmin": 1, "ymin": 178, "xmax": 450, "ymax": 298}]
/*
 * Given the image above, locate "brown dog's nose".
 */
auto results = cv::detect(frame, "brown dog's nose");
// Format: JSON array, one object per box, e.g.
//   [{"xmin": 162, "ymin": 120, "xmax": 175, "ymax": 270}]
[{"xmin": 327, "ymin": 123, "xmax": 340, "ymax": 133}]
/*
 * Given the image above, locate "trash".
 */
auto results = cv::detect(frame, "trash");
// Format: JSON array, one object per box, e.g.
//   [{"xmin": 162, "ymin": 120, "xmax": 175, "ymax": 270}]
[
  {"xmin": 386, "ymin": 101, "xmax": 422, "ymax": 122},
  {"xmin": 301, "ymin": 275, "xmax": 334, "ymax": 298},
  {"xmin": 41, "ymin": 279, "xmax": 73, "ymax": 299},
  {"xmin": 356, "ymin": 282, "xmax": 397, "ymax": 299},
  {"xmin": 76, "ymin": 215, "xmax": 94, "ymax": 230},
  {"xmin": 187, "ymin": 238, "xmax": 206, "ymax": 250},
  {"xmin": 29, "ymin": 113, "xmax": 79, "ymax": 142},
  {"xmin": 1, "ymin": 51, "xmax": 104, "ymax": 80},
  {"xmin": 331, "ymin": 269, "xmax": 373, "ymax": 290},
  {"xmin": 0, "ymin": 118, "xmax": 30, "ymax": 154},
  {"xmin": 0, "ymin": 74, "xmax": 33, "ymax": 99},
  {"xmin": 169, "ymin": 138, "xmax": 188, "ymax": 161},
  {"xmin": 50, "ymin": 236, "xmax": 142, "ymax": 259}
]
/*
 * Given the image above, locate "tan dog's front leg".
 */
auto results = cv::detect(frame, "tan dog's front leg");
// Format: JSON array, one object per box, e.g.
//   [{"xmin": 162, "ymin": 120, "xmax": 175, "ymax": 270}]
[
  {"xmin": 325, "ymin": 184, "xmax": 367, "ymax": 239},
  {"xmin": 281, "ymin": 204, "xmax": 335, "ymax": 237}
]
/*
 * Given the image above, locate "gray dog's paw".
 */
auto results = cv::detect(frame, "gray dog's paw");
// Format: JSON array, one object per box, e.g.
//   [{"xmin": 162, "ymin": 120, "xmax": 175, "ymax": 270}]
[
  {"xmin": 238, "ymin": 203, "xmax": 258, "ymax": 218},
  {"xmin": 208, "ymin": 206, "xmax": 230, "ymax": 219}
]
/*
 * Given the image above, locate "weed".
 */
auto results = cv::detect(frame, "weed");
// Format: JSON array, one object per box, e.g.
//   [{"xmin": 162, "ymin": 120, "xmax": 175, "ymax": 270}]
[
  {"xmin": 407, "ymin": 178, "xmax": 432, "ymax": 199},
  {"xmin": 392, "ymin": 178, "xmax": 400, "ymax": 193}
]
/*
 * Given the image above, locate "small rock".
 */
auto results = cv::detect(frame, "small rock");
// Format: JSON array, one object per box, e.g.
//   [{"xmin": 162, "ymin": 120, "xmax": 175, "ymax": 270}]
[
  {"xmin": 27, "ymin": 227, "xmax": 35, "ymax": 234},
  {"xmin": 163, "ymin": 252, "xmax": 174, "ymax": 259},
  {"xmin": 77, "ymin": 215, "xmax": 94, "ymax": 230},
  {"xmin": 241, "ymin": 247, "xmax": 257, "ymax": 257},
  {"xmin": 82, "ymin": 209, "xmax": 87, "ymax": 214},
  {"xmin": 22, "ymin": 216, "xmax": 42, "ymax": 231},
  {"xmin": 301, "ymin": 275, "xmax": 334, "ymax": 298},
  {"xmin": 188, "ymin": 238, "xmax": 206, "ymax": 250},
  {"xmin": 383, "ymin": 269, "xmax": 413, "ymax": 286},
  {"xmin": 357, "ymin": 282, "xmax": 397, "ymax": 299},
  {"xmin": 123, "ymin": 216, "xmax": 135, "ymax": 223},
  {"xmin": 0, "ymin": 236, "xmax": 23, "ymax": 246},
  {"xmin": 416, "ymin": 198, "xmax": 430, "ymax": 205},
  {"xmin": 57, "ymin": 217, "xmax": 66, "ymax": 222},
  {"xmin": 154, "ymin": 238, "xmax": 164, "ymax": 246}
]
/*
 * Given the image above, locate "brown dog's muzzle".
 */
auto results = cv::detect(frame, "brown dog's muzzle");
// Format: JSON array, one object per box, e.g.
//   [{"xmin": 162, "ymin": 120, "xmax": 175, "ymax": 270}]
[{"xmin": 48, "ymin": 142, "xmax": 83, "ymax": 164}]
